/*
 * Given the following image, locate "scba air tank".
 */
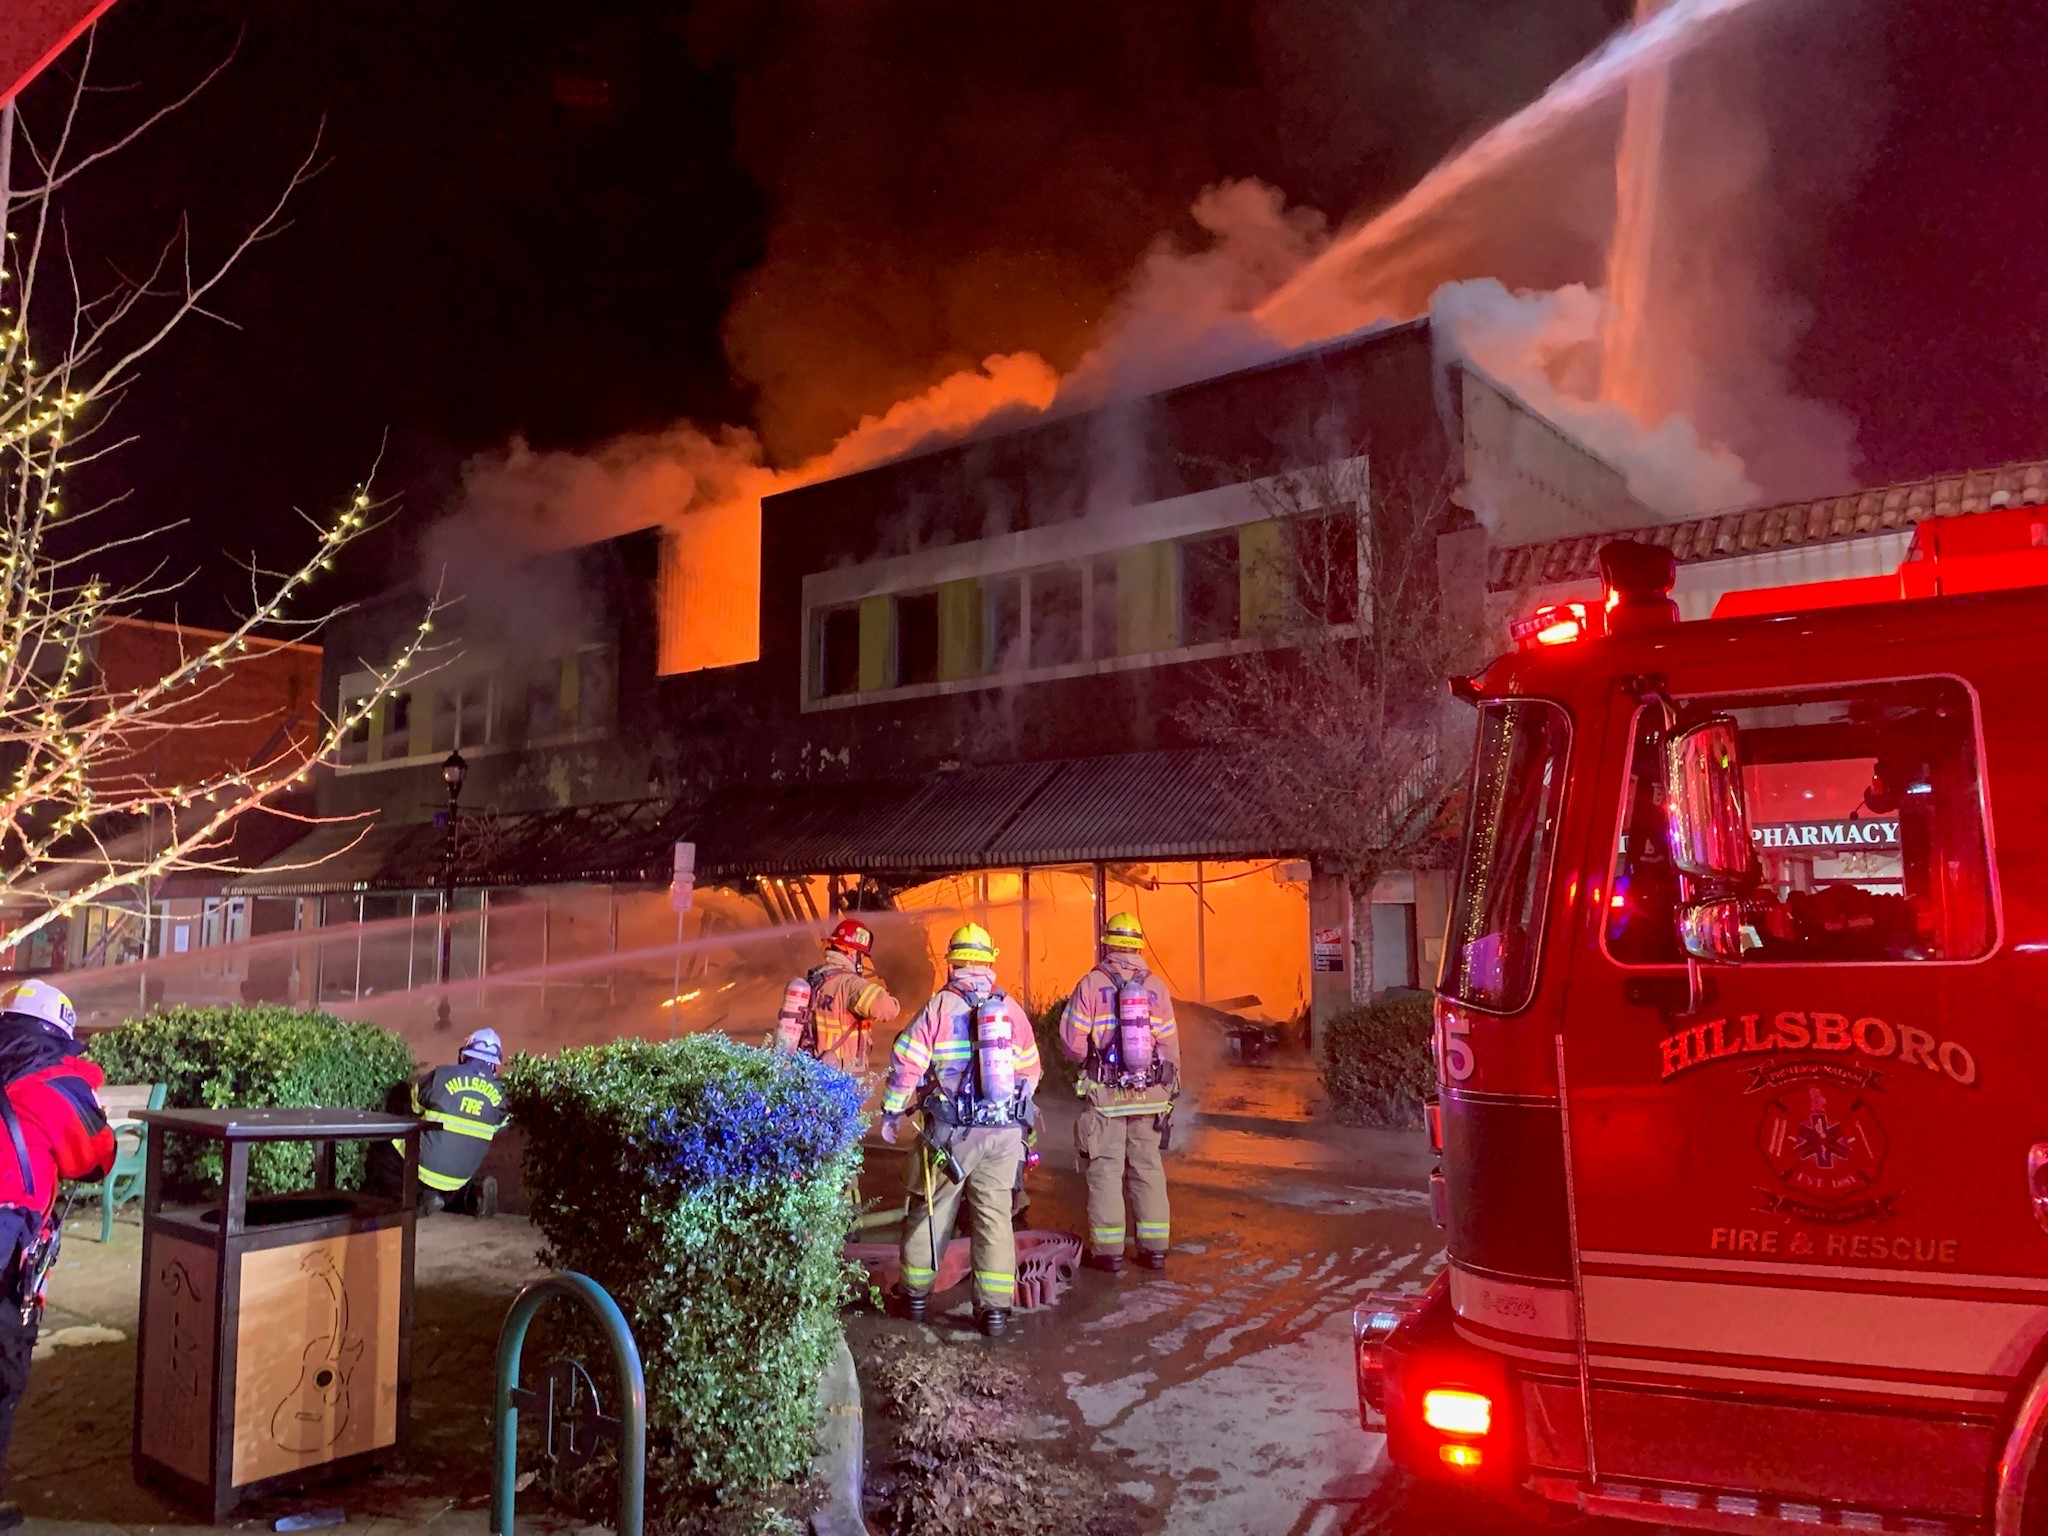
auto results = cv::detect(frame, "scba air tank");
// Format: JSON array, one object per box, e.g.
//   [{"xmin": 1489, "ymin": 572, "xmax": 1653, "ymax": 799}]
[
  {"xmin": 774, "ymin": 975, "xmax": 813, "ymax": 1052},
  {"xmin": 975, "ymin": 995, "xmax": 1018, "ymax": 1106},
  {"xmin": 1116, "ymin": 980, "xmax": 1155, "ymax": 1079}
]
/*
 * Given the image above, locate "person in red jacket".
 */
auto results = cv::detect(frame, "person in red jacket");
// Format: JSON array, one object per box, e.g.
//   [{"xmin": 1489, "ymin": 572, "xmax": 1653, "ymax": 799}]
[{"xmin": 0, "ymin": 979, "xmax": 114, "ymax": 1528}]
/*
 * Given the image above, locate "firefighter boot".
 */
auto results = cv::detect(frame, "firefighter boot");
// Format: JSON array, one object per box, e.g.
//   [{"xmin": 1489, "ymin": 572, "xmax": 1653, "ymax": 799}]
[
  {"xmin": 980, "ymin": 1307, "xmax": 1011, "ymax": 1338},
  {"xmin": 891, "ymin": 1286, "xmax": 927, "ymax": 1322},
  {"xmin": 1083, "ymin": 1251, "xmax": 1125, "ymax": 1274},
  {"xmin": 1138, "ymin": 1248, "xmax": 1166, "ymax": 1272}
]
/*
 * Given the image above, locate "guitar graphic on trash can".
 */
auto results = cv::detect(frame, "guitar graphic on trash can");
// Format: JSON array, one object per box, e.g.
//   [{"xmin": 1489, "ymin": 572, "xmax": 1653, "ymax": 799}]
[{"xmin": 268, "ymin": 1249, "xmax": 363, "ymax": 1455}]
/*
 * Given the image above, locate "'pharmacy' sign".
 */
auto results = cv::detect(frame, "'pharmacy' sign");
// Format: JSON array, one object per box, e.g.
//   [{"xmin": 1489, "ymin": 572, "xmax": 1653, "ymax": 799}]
[{"xmin": 1751, "ymin": 818, "xmax": 1899, "ymax": 851}]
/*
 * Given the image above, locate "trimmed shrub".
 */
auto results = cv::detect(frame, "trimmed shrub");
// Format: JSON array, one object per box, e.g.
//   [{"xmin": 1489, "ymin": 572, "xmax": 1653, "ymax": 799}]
[
  {"xmin": 504, "ymin": 1033, "xmax": 864, "ymax": 1526},
  {"xmin": 1321, "ymin": 990, "xmax": 1435, "ymax": 1128},
  {"xmin": 1030, "ymin": 999, "xmax": 1079, "ymax": 1099},
  {"xmin": 85, "ymin": 1004, "xmax": 416, "ymax": 1195}
]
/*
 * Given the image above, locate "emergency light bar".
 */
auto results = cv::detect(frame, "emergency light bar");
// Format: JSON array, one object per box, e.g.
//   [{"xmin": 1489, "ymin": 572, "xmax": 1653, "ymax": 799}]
[{"xmin": 1509, "ymin": 601, "xmax": 1594, "ymax": 650}]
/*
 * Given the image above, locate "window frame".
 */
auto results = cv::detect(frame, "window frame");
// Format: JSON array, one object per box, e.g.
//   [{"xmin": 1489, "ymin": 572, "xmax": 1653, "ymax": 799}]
[
  {"xmin": 1597, "ymin": 672, "xmax": 2003, "ymax": 972},
  {"xmin": 1438, "ymin": 696, "xmax": 1575, "ymax": 1017},
  {"xmin": 814, "ymin": 603, "xmax": 862, "ymax": 699}
]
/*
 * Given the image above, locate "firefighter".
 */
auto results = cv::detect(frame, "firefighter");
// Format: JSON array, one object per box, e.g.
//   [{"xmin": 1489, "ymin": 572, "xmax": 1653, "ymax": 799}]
[
  {"xmin": 1060, "ymin": 912, "xmax": 1180, "ymax": 1273},
  {"xmin": 370, "ymin": 1028, "xmax": 508, "ymax": 1215},
  {"xmin": 879, "ymin": 922, "xmax": 1042, "ymax": 1337},
  {"xmin": 772, "ymin": 917, "xmax": 902, "ymax": 1076},
  {"xmin": 0, "ymin": 980, "xmax": 114, "ymax": 1528}
]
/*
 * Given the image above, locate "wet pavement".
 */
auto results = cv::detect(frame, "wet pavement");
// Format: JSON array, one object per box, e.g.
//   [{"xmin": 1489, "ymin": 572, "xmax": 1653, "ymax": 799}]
[
  {"xmin": 855, "ymin": 1062, "xmax": 1653, "ymax": 1536},
  {"xmin": 9, "ymin": 1057, "xmax": 1659, "ymax": 1536}
]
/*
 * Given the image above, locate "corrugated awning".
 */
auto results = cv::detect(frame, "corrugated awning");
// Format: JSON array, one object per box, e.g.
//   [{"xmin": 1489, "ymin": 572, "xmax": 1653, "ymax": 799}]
[
  {"xmin": 690, "ymin": 748, "xmax": 1284, "ymax": 878},
  {"xmin": 227, "ymin": 798, "xmax": 692, "ymax": 896}
]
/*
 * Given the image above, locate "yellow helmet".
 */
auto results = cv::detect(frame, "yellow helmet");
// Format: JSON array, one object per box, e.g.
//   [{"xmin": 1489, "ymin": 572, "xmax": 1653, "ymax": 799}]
[
  {"xmin": 945, "ymin": 922, "xmax": 998, "ymax": 964},
  {"xmin": 1102, "ymin": 911, "xmax": 1146, "ymax": 951}
]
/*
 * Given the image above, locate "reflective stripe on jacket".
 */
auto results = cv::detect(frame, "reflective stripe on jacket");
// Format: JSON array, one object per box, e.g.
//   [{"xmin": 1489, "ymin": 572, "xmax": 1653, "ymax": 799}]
[
  {"xmin": 882, "ymin": 970, "xmax": 1043, "ymax": 1117},
  {"xmin": 409, "ymin": 1063, "xmax": 506, "ymax": 1192}
]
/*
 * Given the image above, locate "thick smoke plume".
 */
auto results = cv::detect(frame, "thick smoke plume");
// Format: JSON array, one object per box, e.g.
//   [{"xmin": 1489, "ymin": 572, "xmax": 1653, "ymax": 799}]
[{"xmin": 433, "ymin": 0, "xmax": 1881, "ymax": 669}]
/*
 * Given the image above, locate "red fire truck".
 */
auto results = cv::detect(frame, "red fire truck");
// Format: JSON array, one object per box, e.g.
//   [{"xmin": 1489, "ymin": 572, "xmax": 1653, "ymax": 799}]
[{"xmin": 1357, "ymin": 506, "xmax": 2048, "ymax": 1533}]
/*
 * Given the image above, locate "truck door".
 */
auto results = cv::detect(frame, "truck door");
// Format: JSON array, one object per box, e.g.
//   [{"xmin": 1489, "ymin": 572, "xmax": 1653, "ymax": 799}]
[{"xmin": 1558, "ymin": 672, "xmax": 2039, "ymax": 1515}]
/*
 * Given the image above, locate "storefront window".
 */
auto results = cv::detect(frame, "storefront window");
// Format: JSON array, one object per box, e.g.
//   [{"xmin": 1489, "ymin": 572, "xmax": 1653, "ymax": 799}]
[
  {"xmin": 1607, "ymin": 677, "xmax": 1994, "ymax": 965},
  {"xmin": 1440, "ymin": 700, "xmax": 1571, "ymax": 1012}
]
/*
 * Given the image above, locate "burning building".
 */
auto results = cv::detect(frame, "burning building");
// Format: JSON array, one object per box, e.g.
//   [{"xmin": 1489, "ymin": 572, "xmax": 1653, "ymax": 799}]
[{"xmin": 221, "ymin": 317, "xmax": 1779, "ymax": 1050}]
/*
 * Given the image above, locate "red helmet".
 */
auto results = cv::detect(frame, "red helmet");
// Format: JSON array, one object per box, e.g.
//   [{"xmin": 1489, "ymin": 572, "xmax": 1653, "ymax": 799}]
[{"xmin": 826, "ymin": 917, "xmax": 875, "ymax": 957}]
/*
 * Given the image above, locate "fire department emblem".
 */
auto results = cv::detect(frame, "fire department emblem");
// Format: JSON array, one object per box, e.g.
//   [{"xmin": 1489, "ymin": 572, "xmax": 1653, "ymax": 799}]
[{"xmin": 1756, "ymin": 1082, "xmax": 1888, "ymax": 1213}]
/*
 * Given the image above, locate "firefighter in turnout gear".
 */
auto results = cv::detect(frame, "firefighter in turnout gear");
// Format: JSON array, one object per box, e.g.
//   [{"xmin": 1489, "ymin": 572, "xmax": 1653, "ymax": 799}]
[
  {"xmin": 1060, "ymin": 912, "xmax": 1180, "ymax": 1272},
  {"xmin": 0, "ymin": 981, "xmax": 114, "ymax": 1528},
  {"xmin": 772, "ymin": 917, "xmax": 902, "ymax": 1076},
  {"xmin": 370, "ymin": 1029, "xmax": 508, "ymax": 1214},
  {"xmin": 880, "ymin": 922, "xmax": 1043, "ymax": 1336}
]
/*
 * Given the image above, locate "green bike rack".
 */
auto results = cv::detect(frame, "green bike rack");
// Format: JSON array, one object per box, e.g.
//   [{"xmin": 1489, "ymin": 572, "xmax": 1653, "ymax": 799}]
[{"xmin": 491, "ymin": 1272, "xmax": 646, "ymax": 1536}]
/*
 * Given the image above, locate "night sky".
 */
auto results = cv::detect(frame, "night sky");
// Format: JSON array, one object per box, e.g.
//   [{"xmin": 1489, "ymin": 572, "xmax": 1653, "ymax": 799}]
[{"xmin": 18, "ymin": 0, "xmax": 2048, "ymax": 616}]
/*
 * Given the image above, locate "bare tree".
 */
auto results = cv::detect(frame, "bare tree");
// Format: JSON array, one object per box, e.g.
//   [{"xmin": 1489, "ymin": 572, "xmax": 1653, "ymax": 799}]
[
  {"xmin": 1182, "ymin": 455, "xmax": 1485, "ymax": 1004},
  {"xmin": 0, "ymin": 33, "xmax": 435, "ymax": 956}
]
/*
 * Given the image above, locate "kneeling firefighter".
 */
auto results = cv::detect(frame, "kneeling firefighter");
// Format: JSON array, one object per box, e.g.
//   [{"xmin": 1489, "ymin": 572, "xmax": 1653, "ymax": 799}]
[
  {"xmin": 771, "ymin": 917, "xmax": 901, "ymax": 1077},
  {"xmin": 880, "ymin": 922, "xmax": 1042, "ymax": 1336},
  {"xmin": 1059, "ymin": 912, "xmax": 1180, "ymax": 1272}
]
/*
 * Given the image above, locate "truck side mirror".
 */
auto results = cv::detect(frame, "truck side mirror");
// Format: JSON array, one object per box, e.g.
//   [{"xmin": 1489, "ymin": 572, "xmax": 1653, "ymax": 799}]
[
  {"xmin": 1679, "ymin": 897, "xmax": 1745, "ymax": 965},
  {"xmin": 1665, "ymin": 716, "xmax": 1751, "ymax": 882}
]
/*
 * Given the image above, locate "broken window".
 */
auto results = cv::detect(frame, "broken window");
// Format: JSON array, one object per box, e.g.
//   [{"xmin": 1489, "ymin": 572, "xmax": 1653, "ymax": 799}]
[
  {"xmin": 1179, "ymin": 531, "xmax": 1241, "ymax": 646},
  {"xmin": 1029, "ymin": 565, "xmax": 1084, "ymax": 668},
  {"xmin": 816, "ymin": 605, "xmax": 861, "ymax": 698},
  {"xmin": 895, "ymin": 591, "xmax": 940, "ymax": 687},
  {"xmin": 986, "ymin": 575, "xmax": 1024, "ymax": 673},
  {"xmin": 1089, "ymin": 556, "xmax": 1120, "ymax": 660}
]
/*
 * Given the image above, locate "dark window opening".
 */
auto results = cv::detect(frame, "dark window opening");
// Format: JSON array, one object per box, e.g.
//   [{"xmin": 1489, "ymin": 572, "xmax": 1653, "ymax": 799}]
[
  {"xmin": 817, "ymin": 606, "xmax": 861, "ymax": 697},
  {"xmin": 895, "ymin": 591, "xmax": 940, "ymax": 687},
  {"xmin": 987, "ymin": 576, "xmax": 1023, "ymax": 673},
  {"xmin": 1090, "ymin": 557, "xmax": 1119, "ymax": 660},
  {"xmin": 1030, "ymin": 565, "xmax": 1084, "ymax": 668},
  {"xmin": 1297, "ymin": 513, "xmax": 1361, "ymax": 626},
  {"xmin": 1180, "ymin": 532, "xmax": 1241, "ymax": 646}
]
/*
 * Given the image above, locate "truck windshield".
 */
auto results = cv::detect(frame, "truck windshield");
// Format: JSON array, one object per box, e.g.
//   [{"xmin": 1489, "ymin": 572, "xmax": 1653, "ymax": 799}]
[
  {"xmin": 1440, "ymin": 699, "xmax": 1572, "ymax": 1012},
  {"xmin": 1608, "ymin": 676, "xmax": 1995, "ymax": 964}
]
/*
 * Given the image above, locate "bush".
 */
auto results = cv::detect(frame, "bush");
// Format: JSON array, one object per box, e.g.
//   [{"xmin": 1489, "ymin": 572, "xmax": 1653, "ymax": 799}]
[
  {"xmin": 85, "ymin": 1004, "xmax": 416, "ymax": 1195},
  {"xmin": 1029, "ymin": 1000, "xmax": 1079, "ymax": 1099},
  {"xmin": 1320, "ymin": 991, "xmax": 1435, "ymax": 1128},
  {"xmin": 505, "ymin": 1033, "xmax": 865, "ymax": 1526}
]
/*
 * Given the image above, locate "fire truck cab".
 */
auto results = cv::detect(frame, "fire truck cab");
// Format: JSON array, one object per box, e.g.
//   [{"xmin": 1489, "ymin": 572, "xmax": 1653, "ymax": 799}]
[{"xmin": 1358, "ymin": 507, "xmax": 2048, "ymax": 1533}]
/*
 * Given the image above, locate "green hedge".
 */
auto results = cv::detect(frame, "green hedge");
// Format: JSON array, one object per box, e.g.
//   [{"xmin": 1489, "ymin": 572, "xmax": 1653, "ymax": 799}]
[
  {"xmin": 505, "ymin": 1034, "xmax": 865, "ymax": 1525},
  {"xmin": 85, "ymin": 1005, "xmax": 415, "ymax": 1195},
  {"xmin": 1321, "ymin": 991, "xmax": 1435, "ymax": 1128},
  {"xmin": 1030, "ymin": 1000, "xmax": 1079, "ymax": 1099}
]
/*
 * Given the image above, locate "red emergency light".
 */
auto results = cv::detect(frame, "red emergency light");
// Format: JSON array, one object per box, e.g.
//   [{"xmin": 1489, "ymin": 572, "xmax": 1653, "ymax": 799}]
[{"xmin": 1509, "ymin": 601, "xmax": 1593, "ymax": 649}]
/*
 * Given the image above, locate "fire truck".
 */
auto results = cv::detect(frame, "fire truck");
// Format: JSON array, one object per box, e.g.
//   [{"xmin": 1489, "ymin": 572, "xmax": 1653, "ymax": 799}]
[{"xmin": 1356, "ymin": 505, "xmax": 2048, "ymax": 1533}]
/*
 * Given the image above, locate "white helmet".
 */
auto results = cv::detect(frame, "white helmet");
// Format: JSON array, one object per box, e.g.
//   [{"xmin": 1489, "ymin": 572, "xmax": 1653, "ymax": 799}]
[
  {"xmin": 459, "ymin": 1027, "xmax": 503, "ymax": 1067},
  {"xmin": 1, "ymin": 978, "xmax": 76, "ymax": 1039}
]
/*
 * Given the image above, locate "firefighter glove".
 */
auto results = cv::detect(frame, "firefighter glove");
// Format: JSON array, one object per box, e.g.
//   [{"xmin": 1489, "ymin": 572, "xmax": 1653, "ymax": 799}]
[{"xmin": 880, "ymin": 1113, "xmax": 901, "ymax": 1145}]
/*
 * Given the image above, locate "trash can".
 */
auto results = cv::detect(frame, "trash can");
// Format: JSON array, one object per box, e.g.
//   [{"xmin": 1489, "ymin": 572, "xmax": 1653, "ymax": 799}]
[{"xmin": 130, "ymin": 1107, "xmax": 422, "ymax": 1520}]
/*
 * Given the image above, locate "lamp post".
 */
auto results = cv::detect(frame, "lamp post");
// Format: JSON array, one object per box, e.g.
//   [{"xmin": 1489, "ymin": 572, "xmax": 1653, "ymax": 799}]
[{"xmin": 436, "ymin": 748, "xmax": 468, "ymax": 1030}]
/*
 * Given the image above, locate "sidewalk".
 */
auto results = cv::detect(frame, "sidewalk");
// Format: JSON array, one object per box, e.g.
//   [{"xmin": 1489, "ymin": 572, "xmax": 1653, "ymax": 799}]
[{"xmin": 17, "ymin": 1211, "xmax": 549, "ymax": 1536}]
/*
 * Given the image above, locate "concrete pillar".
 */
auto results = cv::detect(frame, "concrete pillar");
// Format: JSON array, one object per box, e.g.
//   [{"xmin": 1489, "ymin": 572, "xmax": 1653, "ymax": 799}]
[{"xmin": 1308, "ymin": 870, "xmax": 1353, "ymax": 1064}]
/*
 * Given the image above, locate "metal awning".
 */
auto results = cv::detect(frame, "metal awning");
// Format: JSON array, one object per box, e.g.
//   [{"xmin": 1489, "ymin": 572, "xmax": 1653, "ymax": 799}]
[
  {"xmin": 689, "ymin": 748, "xmax": 1285, "ymax": 878},
  {"xmin": 226, "ymin": 798, "xmax": 692, "ymax": 897}
]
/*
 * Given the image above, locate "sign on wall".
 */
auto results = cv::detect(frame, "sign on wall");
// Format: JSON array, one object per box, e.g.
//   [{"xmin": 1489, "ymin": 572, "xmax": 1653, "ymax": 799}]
[
  {"xmin": 1751, "ymin": 818, "xmax": 1899, "ymax": 852},
  {"xmin": 1312, "ymin": 925, "xmax": 1346, "ymax": 973}
]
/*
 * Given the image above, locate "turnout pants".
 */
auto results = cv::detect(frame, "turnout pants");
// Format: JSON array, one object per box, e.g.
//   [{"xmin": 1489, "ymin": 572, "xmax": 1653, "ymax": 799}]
[
  {"xmin": 900, "ymin": 1124, "xmax": 1025, "ymax": 1311},
  {"xmin": 1076, "ymin": 1106, "xmax": 1171, "ymax": 1258}
]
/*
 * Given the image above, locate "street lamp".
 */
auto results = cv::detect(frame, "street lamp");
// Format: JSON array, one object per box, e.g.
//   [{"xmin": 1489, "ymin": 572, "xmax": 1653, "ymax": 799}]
[{"xmin": 436, "ymin": 748, "xmax": 468, "ymax": 1030}]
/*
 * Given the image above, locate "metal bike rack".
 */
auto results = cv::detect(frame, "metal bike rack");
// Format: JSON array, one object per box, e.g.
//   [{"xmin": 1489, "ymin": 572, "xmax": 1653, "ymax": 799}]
[{"xmin": 490, "ymin": 1272, "xmax": 647, "ymax": 1536}]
